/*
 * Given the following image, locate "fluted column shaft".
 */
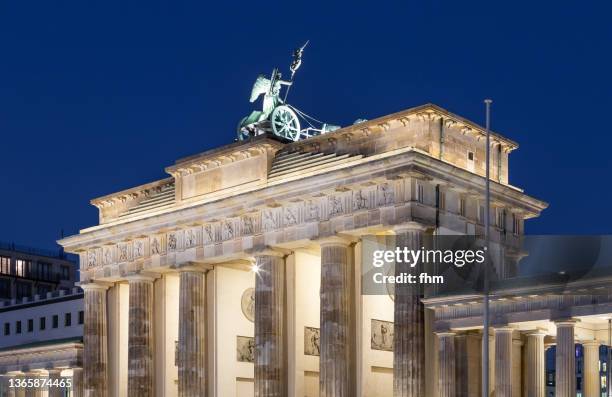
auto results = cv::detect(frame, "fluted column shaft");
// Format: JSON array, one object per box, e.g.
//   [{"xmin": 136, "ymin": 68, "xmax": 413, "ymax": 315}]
[
  {"xmin": 81, "ymin": 283, "xmax": 109, "ymax": 397},
  {"xmin": 319, "ymin": 240, "xmax": 351, "ymax": 397},
  {"xmin": 13, "ymin": 374, "xmax": 25, "ymax": 397},
  {"xmin": 127, "ymin": 276, "xmax": 155, "ymax": 397},
  {"xmin": 178, "ymin": 269, "xmax": 207, "ymax": 396},
  {"xmin": 437, "ymin": 332, "xmax": 456, "ymax": 397},
  {"xmin": 555, "ymin": 320, "xmax": 577, "ymax": 397},
  {"xmin": 254, "ymin": 254, "xmax": 286, "ymax": 397},
  {"xmin": 525, "ymin": 333, "xmax": 545, "ymax": 397},
  {"xmin": 72, "ymin": 368, "xmax": 83, "ymax": 397},
  {"xmin": 47, "ymin": 369, "xmax": 62, "ymax": 397},
  {"xmin": 3, "ymin": 375, "xmax": 16, "ymax": 397},
  {"xmin": 393, "ymin": 224, "xmax": 425, "ymax": 397},
  {"xmin": 494, "ymin": 327, "xmax": 513, "ymax": 397},
  {"xmin": 23, "ymin": 373, "xmax": 45, "ymax": 397},
  {"xmin": 583, "ymin": 341, "xmax": 600, "ymax": 397}
]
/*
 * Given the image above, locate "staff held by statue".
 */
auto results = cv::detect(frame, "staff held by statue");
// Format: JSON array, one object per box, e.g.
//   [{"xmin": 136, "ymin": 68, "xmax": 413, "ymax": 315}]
[{"xmin": 283, "ymin": 40, "xmax": 309, "ymax": 102}]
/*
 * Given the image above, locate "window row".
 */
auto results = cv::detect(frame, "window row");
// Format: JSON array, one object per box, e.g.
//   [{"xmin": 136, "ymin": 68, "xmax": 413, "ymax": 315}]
[
  {"xmin": 0, "ymin": 257, "xmax": 71, "ymax": 281},
  {"xmin": 3, "ymin": 311, "xmax": 84, "ymax": 336}
]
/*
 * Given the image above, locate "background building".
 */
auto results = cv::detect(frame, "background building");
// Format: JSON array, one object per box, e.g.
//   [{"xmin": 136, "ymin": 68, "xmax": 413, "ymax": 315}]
[
  {"xmin": 0, "ymin": 242, "xmax": 78, "ymax": 302},
  {"xmin": 0, "ymin": 244, "xmax": 83, "ymax": 396}
]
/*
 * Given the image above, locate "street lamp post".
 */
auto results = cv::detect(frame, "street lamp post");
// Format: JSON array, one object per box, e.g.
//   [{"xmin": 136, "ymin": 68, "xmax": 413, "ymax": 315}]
[{"xmin": 482, "ymin": 99, "xmax": 493, "ymax": 397}]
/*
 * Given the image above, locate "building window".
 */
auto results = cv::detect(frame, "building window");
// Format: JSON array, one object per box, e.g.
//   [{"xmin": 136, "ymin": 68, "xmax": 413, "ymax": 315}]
[
  {"xmin": 478, "ymin": 204, "xmax": 485, "ymax": 223},
  {"xmin": 36, "ymin": 262, "xmax": 52, "ymax": 281},
  {"xmin": 78, "ymin": 311, "xmax": 84, "ymax": 325},
  {"xmin": 467, "ymin": 151, "xmax": 475, "ymax": 172},
  {"xmin": 15, "ymin": 259, "xmax": 31, "ymax": 277},
  {"xmin": 459, "ymin": 197, "xmax": 466, "ymax": 217},
  {"xmin": 0, "ymin": 279, "xmax": 10, "ymax": 299},
  {"xmin": 16, "ymin": 321, "xmax": 21, "ymax": 334},
  {"xmin": 37, "ymin": 285, "xmax": 51, "ymax": 297},
  {"xmin": 496, "ymin": 208, "xmax": 505, "ymax": 229},
  {"xmin": 65, "ymin": 313, "xmax": 72, "ymax": 327},
  {"xmin": 40, "ymin": 317, "xmax": 46, "ymax": 331},
  {"xmin": 416, "ymin": 183, "xmax": 424, "ymax": 204},
  {"xmin": 513, "ymin": 214, "xmax": 521, "ymax": 235},
  {"xmin": 0, "ymin": 256, "xmax": 10, "ymax": 275},
  {"xmin": 52, "ymin": 315, "xmax": 59, "ymax": 328},
  {"xmin": 16, "ymin": 282, "xmax": 31, "ymax": 299},
  {"xmin": 438, "ymin": 191, "xmax": 446, "ymax": 210},
  {"xmin": 27, "ymin": 319, "xmax": 33, "ymax": 333},
  {"xmin": 60, "ymin": 266, "xmax": 70, "ymax": 280},
  {"xmin": 4, "ymin": 323, "xmax": 9, "ymax": 336}
]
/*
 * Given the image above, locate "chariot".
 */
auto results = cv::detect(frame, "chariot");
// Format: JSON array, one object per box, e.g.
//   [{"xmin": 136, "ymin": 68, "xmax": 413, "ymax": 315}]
[{"xmin": 237, "ymin": 43, "xmax": 339, "ymax": 142}]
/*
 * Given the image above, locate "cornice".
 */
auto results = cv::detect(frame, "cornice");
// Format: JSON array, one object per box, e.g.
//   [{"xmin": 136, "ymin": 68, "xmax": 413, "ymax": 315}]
[
  {"xmin": 279, "ymin": 103, "xmax": 519, "ymax": 154},
  {"xmin": 59, "ymin": 148, "xmax": 547, "ymax": 254}
]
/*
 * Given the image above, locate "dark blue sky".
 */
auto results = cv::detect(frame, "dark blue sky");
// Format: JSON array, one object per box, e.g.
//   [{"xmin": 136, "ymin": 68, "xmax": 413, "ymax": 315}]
[{"xmin": 1, "ymin": 1, "xmax": 610, "ymax": 250}]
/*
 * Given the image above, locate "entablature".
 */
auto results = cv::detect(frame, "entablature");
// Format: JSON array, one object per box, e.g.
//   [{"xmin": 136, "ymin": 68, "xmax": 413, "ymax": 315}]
[{"xmin": 60, "ymin": 149, "xmax": 547, "ymax": 283}]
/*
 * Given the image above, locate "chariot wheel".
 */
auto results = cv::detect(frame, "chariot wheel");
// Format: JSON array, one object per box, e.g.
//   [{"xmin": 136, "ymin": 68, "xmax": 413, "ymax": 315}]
[{"xmin": 271, "ymin": 106, "xmax": 301, "ymax": 141}]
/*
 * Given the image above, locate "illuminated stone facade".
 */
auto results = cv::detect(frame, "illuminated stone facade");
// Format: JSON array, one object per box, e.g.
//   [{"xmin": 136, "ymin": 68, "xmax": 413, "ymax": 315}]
[{"xmin": 58, "ymin": 103, "xmax": 570, "ymax": 397}]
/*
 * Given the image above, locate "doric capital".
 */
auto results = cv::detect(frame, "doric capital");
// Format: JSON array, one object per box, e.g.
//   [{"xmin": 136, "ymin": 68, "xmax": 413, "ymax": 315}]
[
  {"xmin": 393, "ymin": 222, "xmax": 427, "ymax": 234},
  {"xmin": 493, "ymin": 325, "xmax": 515, "ymax": 334},
  {"xmin": 172, "ymin": 262, "xmax": 211, "ymax": 273},
  {"xmin": 316, "ymin": 235, "xmax": 354, "ymax": 247},
  {"xmin": 78, "ymin": 281, "xmax": 112, "ymax": 291},
  {"xmin": 124, "ymin": 272, "xmax": 158, "ymax": 283},
  {"xmin": 525, "ymin": 329, "xmax": 547, "ymax": 338},
  {"xmin": 554, "ymin": 318, "xmax": 579, "ymax": 328},
  {"xmin": 246, "ymin": 246, "xmax": 288, "ymax": 259},
  {"xmin": 582, "ymin": 339, "xmax": 601, "ymax": 347}
]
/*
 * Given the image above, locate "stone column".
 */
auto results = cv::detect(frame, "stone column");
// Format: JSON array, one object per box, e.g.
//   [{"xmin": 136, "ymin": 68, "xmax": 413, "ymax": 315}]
[
  {"xmin": 454, "ymin": 334, "xmax": 467, "ymax": 397},
  {"xmin": 1, "ymin": 375, "xmax": 15, "ymax": 397},
  {"xmin": 13, "ymin": 374, "xmax": 25, "ymax": 397},
  {"xmin": 127, "ymin": 275, "xmax": 155, "ymax": 397},
  {"xmin": 393, "ymin": 223, "xmax": 426, "ymax": 397},
  {"xmin": 494, "ymin": 327, "xmax": 514, "ymax": 397},
  {"xmin": 178, "ymin": 268, "xmax": 207, "ymax": 396},
  {"xmin": 583, "ymin": 340, "xmax": 600, "ymax": 397},
  {"xmin": 81, "ymin": 282, "xmax": 110, "ymax": 397},
  {"xmin": 437, "ymin": 332, "xmax": 456, "ymax": 397},
  {"xmin": 254, "ymin": 252, "xmax": 286, "ymax": 397},
  {"xmin": 525, "ymin": 332, "xmax": 545, "ymax": 397},
  {"xmin": 72, "ymin": 368, "xmax": 83, "ymax": 397},
  {"xmin": 23, "ymin": 373, "xmax": 45, "ymax": 397},
  {"xmin": 319, "ymin": 238, "xmax": 351, "ymax": 397},
  {"xmin": 47, "ymin": 369, "xmax": 63, "ymax": 397},
  {"xmin": 555, "ymin": 320, "xmax": 577, "ymax": 397}
]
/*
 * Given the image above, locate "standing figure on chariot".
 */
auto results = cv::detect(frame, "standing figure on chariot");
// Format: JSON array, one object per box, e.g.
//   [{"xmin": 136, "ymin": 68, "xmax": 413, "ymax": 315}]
[
  {"xmin": 237, "ymin": 42, "xmax": 340, "ymax": 142},
  {"xmin": 253, "ymin": 70, "xmax": 292, "ymax": 122}
]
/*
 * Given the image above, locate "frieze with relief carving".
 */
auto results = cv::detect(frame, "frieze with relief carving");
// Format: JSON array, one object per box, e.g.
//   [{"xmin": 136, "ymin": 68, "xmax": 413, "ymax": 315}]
[
  {"xmin": 117, "ymin": 242, "xmax": 133, "ymax": 263},
  {"xmin": 133, "ymin": 239, "xmax": 146, "ymax": 258},
  {"xmin": 184, "ymin": 227, "xmax": 200, "ymax": 248},
  {"xmin": 83, "ymin": 179, "xmax": 408, "ymax": 269},
  {"xmin": 150, "ymin": 234, "xmax": 166, "ymax": 255},
  {"xmin": 262, "ymin": 208, "xmax": 282, "ymax": 232}
]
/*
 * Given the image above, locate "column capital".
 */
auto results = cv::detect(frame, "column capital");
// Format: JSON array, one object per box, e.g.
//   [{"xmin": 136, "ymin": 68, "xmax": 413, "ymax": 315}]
[
  {"xmin": 525, "ymin": 329, "xmax": 547, "ymax": 338},
  {"xmin": 316, "ymin": 235, "xmax": 354, "ymax": 247},
  {"xmin": 435, "ymin": 331, "xmax": 456, "ymax": 337},
  {"xmin": 245, "ymin": 246, "xmax": 288, "ymax": 258},
  {"xmin": 172, "ymin": 262, "xmax": 211, "ymax": 273},
  {"xmin": 124, "ymin": 272, "xmax": 158, "ymax": 283},
  {"xmin": 582, "ymin": 339, "xmax": 601, "ymax": 347},
  {"xmin": 78, "ymin": 281, "xmax": 112, "ymax": 291},
  {"xmin": 393, "ymin": 222, "xmax": 427, "ymax": 234},
  {"xmin": 554, "ymin": 318, "xmax": 579, "ymax": 327},
  {"xmin": 493, "ymin": 325, "xmax": 515, "ymax": 333}
]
